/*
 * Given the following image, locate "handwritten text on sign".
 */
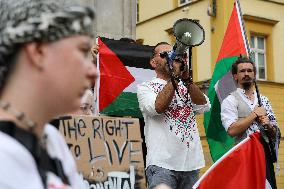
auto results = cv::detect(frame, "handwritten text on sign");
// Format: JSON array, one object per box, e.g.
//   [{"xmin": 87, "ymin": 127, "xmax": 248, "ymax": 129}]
[{"xmin": 59, "ymin": 115, "xmax": 145, "ymax": 188}]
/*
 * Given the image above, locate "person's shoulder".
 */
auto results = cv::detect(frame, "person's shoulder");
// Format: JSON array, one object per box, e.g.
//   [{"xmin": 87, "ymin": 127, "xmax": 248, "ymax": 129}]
[
  {"xmin": 0, "ymin": 132, "xmax": 36, "ymax": 170},
  {"xmin": 224, "ymin": 93, "xmax": 236, "ymax": 101},
  {"xmin": 137, "ymin": 78, "xmax": 155, "ymax": 89},
  {"xmin": 0, "ymin": 133, "xmax": 42, "ymax": 187},
  {"xmin": 221, "ymin": 93, "xmax": 237, "ymax": 106},
  {"xmin": 0, "ymin": 132, "xmax": 29, "ymax": 153},
  {"xmin": 0, "ymin": 132, "xmax": 22, "ymax": 154},
  {"xmin": 137, "ymin": 81, "xmax": 148, "ymax": 87}
]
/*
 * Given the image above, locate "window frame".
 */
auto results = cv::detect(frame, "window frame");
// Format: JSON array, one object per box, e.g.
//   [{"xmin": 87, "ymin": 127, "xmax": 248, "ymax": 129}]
[
  {"xmin": 250, "ymin": 35, "xmax": 267, "ymax": 81},
  {"xmin": 179, "ymin": 0, "xmax": 192, "ymax": 6}
]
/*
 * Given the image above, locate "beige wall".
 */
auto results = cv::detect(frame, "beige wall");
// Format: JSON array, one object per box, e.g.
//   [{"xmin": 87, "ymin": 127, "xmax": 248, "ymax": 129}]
[
  {"xmin": 138, "ymin": 0, "xmax": 176, "ymax": 22},
  {"xmin": 137, "ymin": 0, "xmax": 284, "ymax": 83},
  {"xmin": 241, "ymin": 0, "xmax": 284, "ymax": 83},
  {"xmin": 137, "ymin": 0, "xmax": 212, "ymax": 82}
]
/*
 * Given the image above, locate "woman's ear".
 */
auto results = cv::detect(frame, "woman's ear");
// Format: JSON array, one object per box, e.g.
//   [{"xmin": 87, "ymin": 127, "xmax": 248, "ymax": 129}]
[{"xmin": 23, "ymin": 42, "xmax": 46, "ymax": 70}]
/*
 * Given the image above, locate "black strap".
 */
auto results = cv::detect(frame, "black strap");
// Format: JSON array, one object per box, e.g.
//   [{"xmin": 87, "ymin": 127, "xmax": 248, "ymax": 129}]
[
  {"xmin": 0, "ymin": 121, "xmax": 70, "ymax": 188},
  {"xmin": 260, "ymin": 137, "xmax": 277, "ymax": 189},
  {"xmin": 165, "ymin": 54, "xmax": 190, "ymax": 104}
]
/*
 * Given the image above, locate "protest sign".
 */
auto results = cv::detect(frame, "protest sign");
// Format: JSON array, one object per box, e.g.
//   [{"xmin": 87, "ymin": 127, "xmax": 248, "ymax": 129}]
[{"xmin": 59, "ymin": 115, "xmax": 146, "ymax": 189}]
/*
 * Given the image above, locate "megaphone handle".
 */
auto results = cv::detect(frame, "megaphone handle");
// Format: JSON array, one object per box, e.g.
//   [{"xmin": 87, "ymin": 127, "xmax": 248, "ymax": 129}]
[
  {"xmin": 164, "ymin": 53, "xmax": 183, "ymax": 100},
  {"xmin": 187, "ymin": 47, "xmax": 193, "ymax": 82}
]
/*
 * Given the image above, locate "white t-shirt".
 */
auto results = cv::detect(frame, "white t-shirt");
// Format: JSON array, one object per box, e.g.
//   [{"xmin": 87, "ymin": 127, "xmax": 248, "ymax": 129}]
[
  {"xmin": 137, "ymin": 78, "xmax": 211, "ymax": 171},
  {"xmin": 0, "ymin": 123, "xmax": 85, "ymax": 189}
]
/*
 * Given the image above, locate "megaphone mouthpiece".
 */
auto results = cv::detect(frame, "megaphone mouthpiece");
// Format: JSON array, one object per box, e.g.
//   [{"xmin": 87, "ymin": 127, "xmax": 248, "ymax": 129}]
[{"xmin": 173, "ymin": 18, "xmax": 205, "ymax": 47}]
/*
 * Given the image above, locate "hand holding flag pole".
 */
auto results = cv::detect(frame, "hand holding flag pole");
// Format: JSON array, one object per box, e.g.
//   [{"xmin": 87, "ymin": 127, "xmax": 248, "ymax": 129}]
[{"xmin": 254, "ymin": 80, "xmax": 278, "ymax": 164}]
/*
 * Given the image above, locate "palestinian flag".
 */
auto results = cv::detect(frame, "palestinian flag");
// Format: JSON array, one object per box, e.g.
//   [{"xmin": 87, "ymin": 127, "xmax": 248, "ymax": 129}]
[
  {"xmin": 97, "ymin": 37, "xmax": 154, "ymax": 118},
  {"xmin": 193, "ymin": 132, "xmax": 267, "ymax": 189},
  {"xmin": 203, "ymin": 0, "xmax": 249, "ymax": 162}
]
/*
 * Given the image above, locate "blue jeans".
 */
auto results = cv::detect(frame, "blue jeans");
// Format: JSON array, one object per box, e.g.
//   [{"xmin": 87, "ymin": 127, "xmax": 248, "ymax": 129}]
[{"xmin": 146, "ymin": 165, "xmax": 199, "ymax": 189}]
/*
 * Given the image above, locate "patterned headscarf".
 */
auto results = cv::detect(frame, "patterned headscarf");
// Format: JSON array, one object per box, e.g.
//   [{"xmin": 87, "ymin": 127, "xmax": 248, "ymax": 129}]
[
  {"xmin": 0, "ymin": 0, "xmax": 95, "ymax": 90},
  {"xmin": 0, "ymin": 0, "xmax": 95, "ymax": 63}
]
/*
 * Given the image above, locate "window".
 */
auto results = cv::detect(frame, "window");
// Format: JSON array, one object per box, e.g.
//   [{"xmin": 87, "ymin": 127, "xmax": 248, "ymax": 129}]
[
  {"xmin": 250, "ymin": 35, "xmax": 266, "ymax": 80},
  {"xmin": 179, "ymin": 0, "xmax": 191, "ymax": 5}
]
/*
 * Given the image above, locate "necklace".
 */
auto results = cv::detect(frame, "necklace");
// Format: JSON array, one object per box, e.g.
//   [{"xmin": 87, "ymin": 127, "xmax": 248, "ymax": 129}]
[{"xmin": 0, "ymin": 100, "xmax": 37, "ymax": 131}]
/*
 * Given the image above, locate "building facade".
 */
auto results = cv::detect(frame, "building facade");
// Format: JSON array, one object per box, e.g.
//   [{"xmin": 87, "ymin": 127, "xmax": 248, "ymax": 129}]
[
  {"xmin": 136, "ymin": 0, "xmax": 284, "ymax": 188},
  {"xmin": 75, "ymin": 0, "xmax": 137, "ymax": 39}
]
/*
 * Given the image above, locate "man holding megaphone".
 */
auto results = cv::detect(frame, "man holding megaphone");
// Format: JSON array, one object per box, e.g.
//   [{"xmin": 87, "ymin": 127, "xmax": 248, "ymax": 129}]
[
  {"xmin": 137, "ymin": 19, "xmax": 210, "ymax": 189},
  {"xmin": 137, "ymin": 40, "xmax": 210, "ymax": 189}
]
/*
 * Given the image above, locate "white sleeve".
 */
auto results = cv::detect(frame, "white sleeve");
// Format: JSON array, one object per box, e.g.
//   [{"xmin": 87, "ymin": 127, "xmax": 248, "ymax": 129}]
[
  {"xmin": 137, "ymin": 83, "xmax": 159, "ymax": 116},
  {"xmin": 220, "ymin": 95, "xmax": 238, "ymax": 131},
  {"xmin": 192, "ymin": 94, "xmax": 211, "ymax": 114},
  {"xmin": 45, "ymin": 124, "xmax": 85, "ymax": 189}
]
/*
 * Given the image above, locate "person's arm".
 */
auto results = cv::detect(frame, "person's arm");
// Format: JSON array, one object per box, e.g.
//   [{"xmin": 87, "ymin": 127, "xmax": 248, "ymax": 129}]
[
  {"xmin": 154, "ymin": 59, "xmax": 182, "ymax": 114},
  {"xmin": 180, "ymin": 63, "xmax": 206, "ymax": 105},
  {"xmin": 221, "ymin": 95, "xmax": 251, "ymax": 137},
  {"xmin": 187, "ymin": 83, "xmax": 207, "ymax": 105},
  {"xmin": 227, "ymin": 112, "xmax": 257, "ymax": 137},
  {"xmin": 155, "ymin": 79, "xmax": 177, "ymax": 114},
  {"xmin": 227, "ymin": 106, "xmax": 266, "ymax": 137}
]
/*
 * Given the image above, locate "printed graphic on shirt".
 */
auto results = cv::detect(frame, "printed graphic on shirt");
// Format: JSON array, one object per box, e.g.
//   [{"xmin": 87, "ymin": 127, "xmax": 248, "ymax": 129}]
[
  {"xmin": 148, "ymin": 81, "xmax": 197, "ymax": 148},
  {"xmin": 148, "ymin": 81, "xmax": 164, "ymax": 94}
]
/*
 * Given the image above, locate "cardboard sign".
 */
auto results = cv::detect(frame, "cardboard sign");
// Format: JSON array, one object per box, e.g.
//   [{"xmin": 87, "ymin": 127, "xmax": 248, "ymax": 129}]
[{"xmin": 59, "ymin": 115, "xmax": 146, "ymax": 189}]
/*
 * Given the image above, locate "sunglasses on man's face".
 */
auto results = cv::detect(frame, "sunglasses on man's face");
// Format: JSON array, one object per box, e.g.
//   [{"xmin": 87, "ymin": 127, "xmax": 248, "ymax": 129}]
[
  {"xmin": 158, "ymin": 51, "xmax": 170, "ymax": 59},
  {"xmin": 158, "ymin": 51, "xmax": 187, "ymax": 59}
]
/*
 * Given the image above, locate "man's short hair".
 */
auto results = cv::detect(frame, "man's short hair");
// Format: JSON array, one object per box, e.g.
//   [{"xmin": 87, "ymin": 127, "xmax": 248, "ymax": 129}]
[
  {"xmin": 151, "ymin": 42, "xmax": 170, "ymax": 59},
  {"xmin": 231, "ymin": 55, "xmax": 256, "ymax": 75},
  {"xmin": 120, "ymin": 37, "xmax": 136, "ymax": 43}
]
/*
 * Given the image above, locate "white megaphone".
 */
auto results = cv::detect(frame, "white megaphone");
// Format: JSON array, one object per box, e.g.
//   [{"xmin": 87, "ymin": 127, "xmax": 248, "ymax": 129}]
[
  {"xmin": 160, "ymin": 18, "xmax": 205, "ymax": 73},
  {"xmin": 173, "ymin": 18, "xmax": 205, "ymax": 54}
]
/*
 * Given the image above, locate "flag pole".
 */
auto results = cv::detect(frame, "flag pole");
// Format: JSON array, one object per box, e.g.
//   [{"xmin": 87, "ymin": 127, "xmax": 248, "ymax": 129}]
[
  {"xmin": 235, "ymin": 0, "xmax": 250, "ymax": 55},
  {"xmin": 235, "ymin": 0, "xmax": 263, "ymax": 105},
  {"xmin": 235, "ymin": 0, "xmax": 266, "ymax": 123},
  {"xmin": 94, "ymin": 37, "xmax": 100, "ymax": 116},
  {"xmin": 235, "ymin": 0, "xmax": 264, "ymax": 107}
]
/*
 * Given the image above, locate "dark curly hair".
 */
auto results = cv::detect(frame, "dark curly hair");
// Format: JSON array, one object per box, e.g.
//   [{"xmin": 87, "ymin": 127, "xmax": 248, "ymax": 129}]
[{"xmin": 231, "ymin": 55, "xmax": 256, "ymax": 75}]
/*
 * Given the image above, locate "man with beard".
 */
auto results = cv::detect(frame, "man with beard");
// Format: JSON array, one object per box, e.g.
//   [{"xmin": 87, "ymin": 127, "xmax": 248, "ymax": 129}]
[
  {"xmin": 137, "ymin": 42, "xmax": 210, "ymax": 189},
  {"xmin": 221, "ymin": 56, "xmax": 278, "ymax": 144}
]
